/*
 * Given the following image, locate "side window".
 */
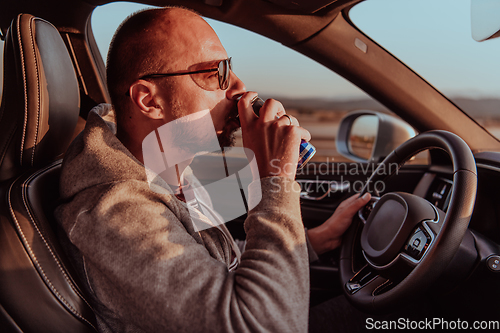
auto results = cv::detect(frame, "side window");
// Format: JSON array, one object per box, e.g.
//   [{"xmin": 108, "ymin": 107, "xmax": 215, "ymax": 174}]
[
  {"xmin": 210, "ymin": 21, "xmax": 395, "ymax": 163},
  {"xmin": 91, "ymin": 2, "xmax": 154, "ymax": 58},
  {"xmin": 91, "ymin": 3, "xmax": 414, "ymax": 164}
]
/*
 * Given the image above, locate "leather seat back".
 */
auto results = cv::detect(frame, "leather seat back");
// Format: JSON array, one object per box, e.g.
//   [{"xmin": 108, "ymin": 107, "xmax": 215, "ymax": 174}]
[
  {"xmin": 0, "ymin": 13, "xmax": 80, "ymax": 181},
  {"xmin": 0, "ymin": 14, "xmax": 97, "ymax": 332}
]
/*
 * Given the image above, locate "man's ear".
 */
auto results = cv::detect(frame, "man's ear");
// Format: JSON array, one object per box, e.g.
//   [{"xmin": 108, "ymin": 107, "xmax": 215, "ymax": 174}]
[{"xmin": 128, "ymin": 80, "xmax": 164, "ymax": 120}]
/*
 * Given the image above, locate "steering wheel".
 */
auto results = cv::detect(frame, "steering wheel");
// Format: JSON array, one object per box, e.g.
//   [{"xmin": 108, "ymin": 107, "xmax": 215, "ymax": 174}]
[{"xmin": 339, "ymin": 130, "xmax": 477, "ymax": 314}]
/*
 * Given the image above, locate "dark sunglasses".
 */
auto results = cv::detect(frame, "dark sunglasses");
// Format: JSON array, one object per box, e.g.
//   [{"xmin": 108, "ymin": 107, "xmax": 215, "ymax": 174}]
[{"xmin": 126, "ymin": 58, "xmax": 232, "ymax": 96}]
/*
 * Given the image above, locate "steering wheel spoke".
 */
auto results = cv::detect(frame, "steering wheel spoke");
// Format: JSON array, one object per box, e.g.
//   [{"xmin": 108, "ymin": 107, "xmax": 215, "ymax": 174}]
[
  {"xmin": 358, "ymin": 196, "xmax": 380, "ymax": 224},
  {"xmin": 346, "ymin": 272, "xmax": 392, "ymax": 310},
  {"xmin": 345, "ymin": 265, "xmax": 378, "ymax": 294}
]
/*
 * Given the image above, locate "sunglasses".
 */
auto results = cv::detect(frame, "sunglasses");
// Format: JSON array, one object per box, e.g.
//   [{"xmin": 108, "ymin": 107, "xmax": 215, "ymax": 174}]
[{"xmin": 127, "ymin": 58, "xmax": 232, "ymax": 95}]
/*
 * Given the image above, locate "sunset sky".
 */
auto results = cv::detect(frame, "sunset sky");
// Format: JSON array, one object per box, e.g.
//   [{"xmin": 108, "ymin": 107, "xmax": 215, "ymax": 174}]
[{"xmin": 91, "ymin": 0, "xmax": 500, "ymax": 100}]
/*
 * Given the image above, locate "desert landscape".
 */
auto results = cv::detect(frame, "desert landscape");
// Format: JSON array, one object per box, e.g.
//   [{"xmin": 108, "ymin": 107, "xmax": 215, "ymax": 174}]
[{"xmin": 233, "ymin": 96, "xmax": 500, "ymax": 164}]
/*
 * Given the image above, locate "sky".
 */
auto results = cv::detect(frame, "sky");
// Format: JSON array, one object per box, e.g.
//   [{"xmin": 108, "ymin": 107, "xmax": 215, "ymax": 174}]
[{"xmin": 90, "ymin": 0, "xmax": 500, "ymax": 100}]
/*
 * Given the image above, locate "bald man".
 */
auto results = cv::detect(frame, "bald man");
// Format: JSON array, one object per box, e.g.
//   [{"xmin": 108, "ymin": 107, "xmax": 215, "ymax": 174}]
[{"xmin": 56, "ymin": 7, "xmax": 370, "ymax": 332}]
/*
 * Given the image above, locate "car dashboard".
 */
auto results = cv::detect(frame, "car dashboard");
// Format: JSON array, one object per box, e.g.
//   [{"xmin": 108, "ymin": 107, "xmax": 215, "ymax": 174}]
[{"xmin": 412, "ymin": 153, "xmax": 500, "ymax": 245}]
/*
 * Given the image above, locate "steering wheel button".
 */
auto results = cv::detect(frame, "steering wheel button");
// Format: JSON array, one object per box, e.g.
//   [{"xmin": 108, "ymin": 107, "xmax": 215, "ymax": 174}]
[
  {"xmin": 345, "ymin": 282, "xmax": 362, "ymax": 294},
  {"xmin": 405, "ymin": 228, "xmax": 429, "ymax": 260},
  {"xmin": 487, "ymin": 255, "xmax": 500, "ymax": 272}
]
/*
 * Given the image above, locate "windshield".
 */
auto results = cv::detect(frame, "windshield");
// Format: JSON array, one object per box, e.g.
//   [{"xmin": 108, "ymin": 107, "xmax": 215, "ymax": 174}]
[{"xmin": 350, "ymin": 0, "xmax": 500, "ymax": 140}]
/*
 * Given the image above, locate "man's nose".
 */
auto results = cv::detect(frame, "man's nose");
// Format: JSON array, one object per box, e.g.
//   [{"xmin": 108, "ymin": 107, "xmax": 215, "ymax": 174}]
[{"xmin": 226, "ymin": 71, "xmax": 246, "ymax": 100}]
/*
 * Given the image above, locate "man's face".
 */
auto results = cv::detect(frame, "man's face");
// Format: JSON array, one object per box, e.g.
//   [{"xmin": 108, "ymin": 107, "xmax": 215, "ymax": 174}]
[{"xmin": 154, "ymin": 14, "xmax": 246, "ymax": 153}]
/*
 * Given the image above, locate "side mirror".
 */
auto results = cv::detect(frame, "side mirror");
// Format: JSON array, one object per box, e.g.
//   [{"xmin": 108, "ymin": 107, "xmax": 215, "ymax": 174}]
[{"xmin": 336, "ymin": 111, "xmax": 416, "ymax": 163}]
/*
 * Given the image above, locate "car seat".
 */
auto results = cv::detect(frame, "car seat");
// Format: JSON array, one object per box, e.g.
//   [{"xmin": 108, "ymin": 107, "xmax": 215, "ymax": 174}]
[{"xmin": 0, "ymin": 13, "xmax": 97, "ymax": 332}]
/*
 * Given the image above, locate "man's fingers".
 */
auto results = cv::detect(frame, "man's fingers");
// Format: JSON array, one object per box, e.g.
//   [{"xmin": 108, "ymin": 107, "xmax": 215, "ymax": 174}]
[
  {"xmin": 352, "ymin": 192, "xmax": 371, "ymax": 211},
  {"xmin": 342, "ymin": 192, "xmax": 371, "ymax": 215},
  {"xmin": 343, "ymin": 192, "xmax": 367, "ymax": 204},
  {"xmin": 277, "ymin": 114, "xmax": 300, "ymax": 127},
  {"xmin": 259, "ymin": 99, "xmax": 285, "ymax": 122},
  {"xmin": 237, "ymin": 92, "xmax": 259, "ymax": 126},
  {"xmin": 357, "ymin": 192, "xmax": 371, "ymax": 206},
  {"xmin": 294, "ymin": 126, "xmax": 311, "ymax": 142},
  {"xmin": 276, "ymin": 109, "xmax": 286, "ymax": 118}
]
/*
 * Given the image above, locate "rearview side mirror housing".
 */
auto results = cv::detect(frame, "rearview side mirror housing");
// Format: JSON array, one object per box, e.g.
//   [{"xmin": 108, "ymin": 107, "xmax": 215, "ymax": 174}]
[
  {"xmin": 471, "ymin": 0, "xmax": 500, "ymax": 42},
  {"xmin": 336, "ymin": 111, "xmax": 416, "ymax": 163}
]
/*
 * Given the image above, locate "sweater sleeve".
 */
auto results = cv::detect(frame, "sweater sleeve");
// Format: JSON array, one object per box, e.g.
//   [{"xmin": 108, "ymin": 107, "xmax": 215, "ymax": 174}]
[
  {"xmin": 247, "ymin": 177, "xmax": 319, "ymax": 263},
  {"xmin": 57, "ymin": 176, "xmax": 309, "ymax": 333}
]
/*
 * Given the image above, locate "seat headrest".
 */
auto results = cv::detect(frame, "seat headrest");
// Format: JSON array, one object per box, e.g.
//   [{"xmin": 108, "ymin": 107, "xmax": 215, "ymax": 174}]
[{"xmin": 0, "ymin": 14, "xmax": 80, "ymax": 182}]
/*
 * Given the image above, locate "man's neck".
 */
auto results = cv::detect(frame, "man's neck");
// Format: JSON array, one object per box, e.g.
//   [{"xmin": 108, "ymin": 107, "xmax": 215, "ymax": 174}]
[
  {"xmin": 115, "ymin": 123, "xmax": 139, "ymax": 156},
  {"xmin": 117, "ymin": 123, "xmax": 195, "ymax": 187}
]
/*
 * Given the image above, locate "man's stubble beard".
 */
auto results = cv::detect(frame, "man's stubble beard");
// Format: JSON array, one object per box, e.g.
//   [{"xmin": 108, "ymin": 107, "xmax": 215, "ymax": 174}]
[
  {"xmin": 217, "ymin": 100, "xmax": 240, "ymax": 150},
  {"xmin": 169, "ymin": 113, "xmax": 238, "ymax": 155},
  {"xmin": 168, "ymin": 99, "xmax": 239, "ymax": 155},
  {"xmin": 217, "ymin": 126, "xmax": 237, "ymax": 150}
]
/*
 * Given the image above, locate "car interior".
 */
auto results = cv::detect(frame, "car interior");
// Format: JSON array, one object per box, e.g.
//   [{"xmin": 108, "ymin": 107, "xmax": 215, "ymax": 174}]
[{"xmin": 0, "ymin": 0, "xmax": 499, "ymax": 332}]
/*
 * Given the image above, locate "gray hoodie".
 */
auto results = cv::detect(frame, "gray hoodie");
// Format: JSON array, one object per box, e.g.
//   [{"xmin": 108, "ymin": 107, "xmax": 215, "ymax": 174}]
[{"xmin": 55, "ymin": 106, "xmax": 310, "ymax": 332}]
